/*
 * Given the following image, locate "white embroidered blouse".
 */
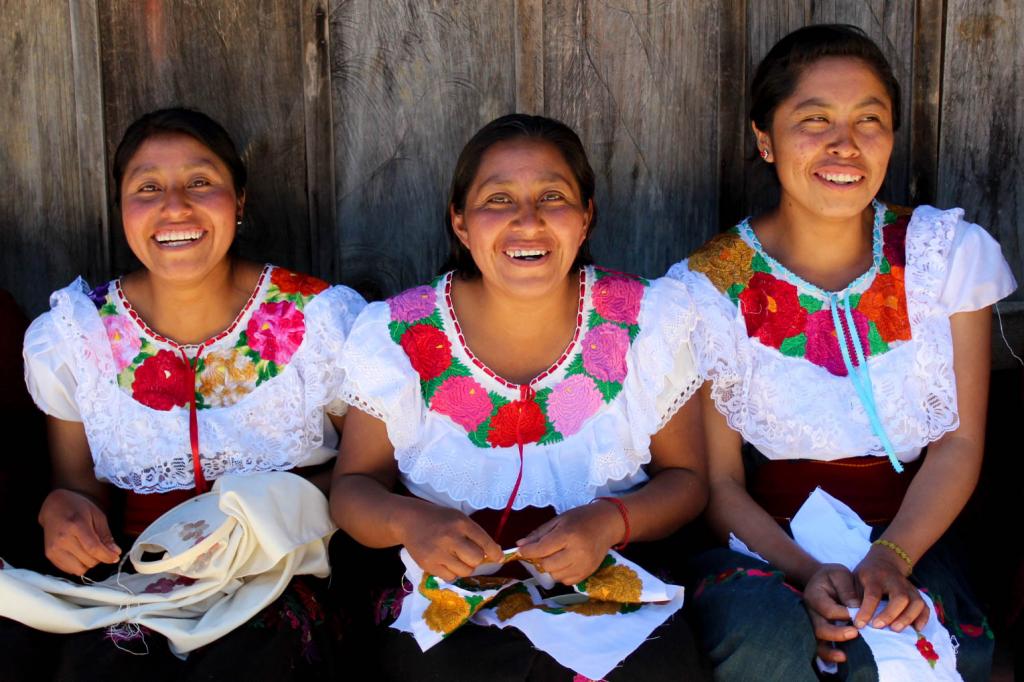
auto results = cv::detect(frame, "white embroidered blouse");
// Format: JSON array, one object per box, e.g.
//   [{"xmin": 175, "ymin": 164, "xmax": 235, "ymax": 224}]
[
  {"xmin": 23, "ymin": 265, "xmax": 366, "ymax": 493},
  {"xmin": 671, "ymin": 203, "xmax": 1017, "ymax": 463},
  {"xmin": 339, "ymin": 266, "xmax": 702, "ymax": 513}
]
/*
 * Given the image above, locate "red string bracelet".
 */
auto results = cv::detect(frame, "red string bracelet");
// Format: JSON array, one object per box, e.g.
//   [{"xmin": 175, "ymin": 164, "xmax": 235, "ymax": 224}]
[{"xmin": 594, "ymin": 496, "xmax": 631, "ymax": 550}]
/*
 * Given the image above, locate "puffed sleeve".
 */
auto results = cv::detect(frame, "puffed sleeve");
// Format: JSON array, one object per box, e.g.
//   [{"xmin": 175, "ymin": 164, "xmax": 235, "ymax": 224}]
[
  {"xmin": 939, "ymin": 219, "xmax": 1018, "ymax": 314},
  {"xmin": 303, "ymin": 284, "xmax": 368, "ymax": 417},
  {"xmin": 338, "ymin": 301, "xmax": 424, "ymax": 448},
  {"xmin": 23, "ymin": 312, "xmax": 82, "ymax": 421}
]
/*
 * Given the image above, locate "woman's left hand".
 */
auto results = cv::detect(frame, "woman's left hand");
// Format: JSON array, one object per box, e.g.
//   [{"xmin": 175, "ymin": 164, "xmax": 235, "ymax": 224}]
[
  {"xmin": 515, "ymin": 501, "xmax": 625, "ymax": 585},
  {"xmin": 851, "ymin": 544, "xmax": 929, "ymax": 633}
]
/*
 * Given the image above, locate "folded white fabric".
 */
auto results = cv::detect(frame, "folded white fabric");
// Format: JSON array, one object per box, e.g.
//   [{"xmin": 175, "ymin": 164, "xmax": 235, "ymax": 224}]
[
  {"xmin": 392, "ymin": 548, "xmax": 684, "ymax": 680},
  {"xmin": 0, "ymin": 472, "xmax": 333, "ymax": 655},
  {"xmin": 790, "ymin": 488, "xmax": 962, "ymax": 681}
]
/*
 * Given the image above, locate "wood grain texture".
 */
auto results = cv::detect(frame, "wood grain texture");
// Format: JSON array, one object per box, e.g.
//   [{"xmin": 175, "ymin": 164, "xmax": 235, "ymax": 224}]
[
  {"xmin": 328, "ymin": 0, "xmax": 517, "ymax": 299},
  {"xmin": 939, "ymin": 0, "xmax": 1023, "ymax": 301},
  {"xmin": 909, "ymin": 0, "xmax": 944, "ymax": 205},
  {"xmin": 0, "ymin": 0, "xmax": 108, "ymax": 316},
  {"xmin": 98, "ymin": 0, "xmax": 312, "ymax": 276},
  {"xmin": 543, "ymin": 0, "xmax": 721, "ymax": 276},
  {"xmin": 515, "ymin": 0, "xmax": 545, "ymax": 114}
]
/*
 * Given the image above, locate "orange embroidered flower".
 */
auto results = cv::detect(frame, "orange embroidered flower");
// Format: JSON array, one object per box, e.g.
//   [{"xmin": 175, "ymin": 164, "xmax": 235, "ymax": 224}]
[
  {"xmin": 197, "ymin": 350, "xmax": 258, "ymax": 407},
  {"xmin": 584, "ymin": 564, "xmax": 643, "ymax": 603},
  {"xmin": 495, "ymin": 591, "xmax": 535, "ymax": 621},
  {"xmin": 564, "ymin": 599, "xmax": 622, "ymax": 616},
  {"xmin": 688, "ymin": 231, "xmax": 756, "ymax": 293},
  {"xmin": 423, "ymin": 588, "xmax": 471, "ymax": 634},
  {"xmin": 858, "ymin": 268, "xmax": 911, "ymax": 343}
]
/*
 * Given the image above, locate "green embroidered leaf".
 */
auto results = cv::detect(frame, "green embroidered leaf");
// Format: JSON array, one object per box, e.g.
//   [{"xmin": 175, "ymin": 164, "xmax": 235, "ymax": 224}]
[
  {"xmin": 117, "ymin": 368, "xmax": 134, "ymax": 390},
  {"xmin": 879, "ymin": 257, "xmax": 891, "ymax": 275},
  {"xmin": 848, "ymin": 293, "xmax": 862, "ymax": 309},
  {"xmin": 751, "ymin": 253, "xmax": 772, "ymax": 273},
  {"xmin": 867, "ymin": 322, "xmax": 889, "ymax": 355},
  {"xmin": 620, "ymin": 603, "xmax": 643, "ymax": 614},
  {"xmin": 420, "ymin": 374, "xmax": 444, "ymax": 403},
  {"xmin": 245, "ymin": 348, "xmax": 263, "ymax": 365},
  {"xmin": 256, "ymin": 361, "xmax": 280, "ymax": 386},
  {"xmin": 588, "ymin": 308, "xmax": 605, "ymax": 329},
  {"xmin": 195, "ymin": 392, "xmax": 210, "ymax": 410},
  {"xmin": 468, "ymin": 417, "xmax": 492, "ymax": 449},
  {"xmin": 100, "ymin": 303, "xmax": 118, "ymax": 317},
  {"xmin": 388, "ymin": 320, "xmax": 410, "ymax": 344},
  {"xmin": 490, "ymin": 392, "xmax": 510, "ymax": 410},
  {"xmin": 192, "ymin": 356, "xmax": 206, "ymax": 374},
  {"xmin": 264, "ymin": 285, "xmax": 285, "ymax": 303},
  {"xmin": 563, "ymin": 353, "xmax": 585, "ymax": 377},
  {"xmin": 466, "ymin": 594, "xmax": 484, "ymax": 612},
  {"xmin": 593, "ymin": 268, "xmax": 609, "ymax": 281},
  {"xmin": 447, "ymin": 357, "xmax": 472, "ymax": 378},
  {"xmin": 425, "ymin": 576, "xmax": 439, "ymax": 590},
  {"xmin": 883, "ymin": 210, "xmax": 896, "ymax": 224},
  {"xmin": 726, "ymin": 283, "xmax": 745, "ymax": 305},
  {"xmin": 423, "ymin": 309, "xmax": 444, "ymax": 330},
  {"xmin": 138, "ymin": 338, "xmax": 154, "ymax": 353},
  {"xmin": 798, "ymin": 295, "xmax": 823, "ymax": 314},
  {"xmin": 779, "ymin": 333, "xmax": 807, "ymax": 357},
  {"xmin": 593, "ymin": 377, "xmax": 622, "ymax": 403},
  {"xmin": 235, "ymin": 330, "xmax": 250, "ymax": 349},
  {"xmin": 626, "ymin": 323, "xmax": 640, "ymax": 342}
]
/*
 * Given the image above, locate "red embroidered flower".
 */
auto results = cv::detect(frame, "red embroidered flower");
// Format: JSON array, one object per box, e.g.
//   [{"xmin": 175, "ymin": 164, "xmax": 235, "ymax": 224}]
[
  {"xmin": 246, "ymin": 300, "xmax": 306, "ymax": 364},
  {"xmin": 858, "ymin": 269, "xmax": 910, "ymax": 343},
  {"xmin": 271, "ymin": 268, "xmax": 329, "ymax": 296},
  {"xmin": 143, "ymin": 575, "xmax": 197, "ymax": 594},
  {"xmin": 593, "ymin": 274, "xmax": 644, "ymax": 325},
  {"xmin": 486, "ymin": 399, "xmax": 546, "ymax": 448},
  {"xmin": 883, "ymin": 216, "xmax": 909, "ymax": 268},
  {"xmin": 399, "ymin": 324, "xmax": 452, "ymax": 380},
  {"xmin": 915, "ymin": 633, "xmax": 939, "ymax": 668},
  {"xmin": 738, "ymin": 272, "xmax": 806, "ymax": 348},
  {"xmin": 804, "ymin": 308, "xmax": 872, "ymax": 376},
  {"xmin": 960, "ymin": 624, "xmax": 983, "ymax": 637},
  {"xmin": 132, "ymin": 350, "xmax": 193, "ymax": 411}
]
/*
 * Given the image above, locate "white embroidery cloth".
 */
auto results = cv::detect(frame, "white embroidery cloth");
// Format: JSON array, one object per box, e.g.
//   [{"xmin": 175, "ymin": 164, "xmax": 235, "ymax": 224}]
[
  {"xmin": 671, "ymin": 205, "xmax": 1017, "ymax": 462},
  {"xmin": 23, "ymin": 277, "xmax": 366, "ymax": 492},
  {"xmin": 0, "ymin": 472, "xmax": 333, "ymax": 656},
  {"xmin": 339, "ymin": 271, "xmax": 703, "ymax": 513},
  {"xmin": 790, "ymin": 489, "xmax": 962, "ymax": 681},
  {"xmin": 393, "ymin": 548, "xmax": 684, "ymax": 680}
]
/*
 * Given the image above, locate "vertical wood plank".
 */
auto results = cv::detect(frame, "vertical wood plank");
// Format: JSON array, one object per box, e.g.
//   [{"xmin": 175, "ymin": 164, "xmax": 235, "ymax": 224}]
[
  {"xmin": 0, "ymin": 0, "xmax": 108, "ymax": 315},
  {"xmin": 909, "ymin": 0, "xmax": 944, "ymax": 205},
  {"xmin": 98, "ymin": 0, "xmax": 311, "ymax": 276},
  {"xmin": 515, "ymin": 0, "xmax": 545, "ymax": 114},
  {"xmin": 543, "ymin": 0, "xmax": 722, "ymax": 275},
  {"xmin": 300, "ymin": 0, "xmax": 338, "ymax": 280},
  {"xmin": 718, "ymin": 0, "xmax": 749, "ymax": 228},
  {"xmin": 939, "ymin": 0, "xmax": 1022, "ymax": 300},
  {"xmin": 328, "ymin": 0, "xmax": 517, "ymax": 299}
]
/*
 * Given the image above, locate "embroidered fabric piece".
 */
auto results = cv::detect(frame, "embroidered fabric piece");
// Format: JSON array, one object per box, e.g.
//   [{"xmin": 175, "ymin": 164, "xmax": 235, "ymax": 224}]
[
  {"xmin": 671, "ymin": 205, "xmax": 970, "ymax": 461},
  {"xmin": 26, "ymin": 272, "xmax": 366, "ymax": 492},
  {"xmin": 340, "ymin": 269, "xmax": 702, "ymax": 512},
  {"xmin": 392, "ymin": 548, "xmax": 684, "ymax": 681}
]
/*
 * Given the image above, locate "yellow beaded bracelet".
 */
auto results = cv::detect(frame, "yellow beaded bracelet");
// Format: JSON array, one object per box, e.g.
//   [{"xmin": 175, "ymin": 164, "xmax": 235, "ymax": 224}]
[{"xmin": 873, "ymin": 539, "xmax": 914, "ymax": 571}]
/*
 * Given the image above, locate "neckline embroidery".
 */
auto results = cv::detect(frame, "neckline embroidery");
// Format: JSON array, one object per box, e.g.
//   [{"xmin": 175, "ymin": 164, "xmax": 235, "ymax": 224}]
[
  {"xmin": 688, "ymin": 202, "xmax": 912, "ymax": 376},
  {"xmin": 386, "ymin": 267, "xmax": 650, "ymax": 449}
]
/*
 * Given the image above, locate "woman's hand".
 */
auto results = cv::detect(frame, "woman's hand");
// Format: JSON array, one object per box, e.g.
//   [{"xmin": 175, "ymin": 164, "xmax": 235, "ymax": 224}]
[
  {"xmin": 38, "ymin": 489, "xmax": 120, "ymax": 576},
  {"xmin": 515, "ymin": 501, "xmax": 624, "ymax": 585},
  {"xmin": 396, "ymin": 502, "xmax": 502, "ymax": 583},
  {"xmin": 851, "ymin": 544, "xmax": 929, "ymax": 632},
  {"xmin": 803, "ymin": 563, "xmax": 862, "ymax": 664}
]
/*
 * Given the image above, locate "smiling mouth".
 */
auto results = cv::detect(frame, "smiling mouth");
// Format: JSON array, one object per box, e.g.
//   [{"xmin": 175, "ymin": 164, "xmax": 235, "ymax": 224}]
[
  {"xmin": 816, "ymin": 172, "xmax": 864, "ymax": 186},
  {"xmin": 504, "ymin": 248, "xmax": 549, "ymax": 261},
  {"xmin": 153, "ymin": 229, "xmax": 207, "ymax": 248}
]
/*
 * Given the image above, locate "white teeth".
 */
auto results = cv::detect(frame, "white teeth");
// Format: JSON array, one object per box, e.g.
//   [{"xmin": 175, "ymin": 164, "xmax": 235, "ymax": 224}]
[
  {"xmin": 155, "ymin": 230, "xmax": 204, "ymax": 243},
  {"xmin": 820, "ymin": 172, "xmax": 863, "ymax": 184},
  {"xmin": 505, "ymin": 249, "xmax": 548, "ymax": 258}
]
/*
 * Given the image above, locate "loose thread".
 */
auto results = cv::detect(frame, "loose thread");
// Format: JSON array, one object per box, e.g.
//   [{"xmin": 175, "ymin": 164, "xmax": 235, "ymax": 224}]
[{"xmin": 995, "ymin": 302, "xmax": 1023, "ymax": 368}]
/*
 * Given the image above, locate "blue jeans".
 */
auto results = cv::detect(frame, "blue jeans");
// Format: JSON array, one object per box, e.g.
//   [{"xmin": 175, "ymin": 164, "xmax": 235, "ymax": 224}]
[{"xmin": 688, "ymin": 539, "xmax": 993, "ymax": 682}]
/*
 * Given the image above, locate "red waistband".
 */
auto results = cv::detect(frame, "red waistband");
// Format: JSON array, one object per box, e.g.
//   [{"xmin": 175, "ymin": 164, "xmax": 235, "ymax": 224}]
[
  {"xmin": 123, "ymin": 488, "xmax": 197, "ymax": 537},
  {"xmin": 750, "ymin": 455, "xmax": 921, "ymax": 525}
]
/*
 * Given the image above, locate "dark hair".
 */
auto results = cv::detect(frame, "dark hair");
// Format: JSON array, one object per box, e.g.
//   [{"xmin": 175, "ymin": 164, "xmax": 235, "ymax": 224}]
[
  {"xmin": 443, "ymin": 114, "xmax": 597, "ymax": 277},
  {"xmin": 750, "ymin": 24, "xmax": 901, "ymax": 133},
  {"xmin": 111, "ymin": 108, "xmax": 247, "ymax": 203}
]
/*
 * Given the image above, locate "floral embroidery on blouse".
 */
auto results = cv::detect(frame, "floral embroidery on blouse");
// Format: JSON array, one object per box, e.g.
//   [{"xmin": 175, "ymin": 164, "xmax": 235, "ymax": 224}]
[
  {"xmin": 688, "ymin": 204, "xmax": 912, "ymax": 376},
  {"xmin": 91, "ymin": 266, "xmax": 329, "ymax": 411},
  {"xmin": 386, "ymin": 268, "xmax": 649, "ymax": 448}
]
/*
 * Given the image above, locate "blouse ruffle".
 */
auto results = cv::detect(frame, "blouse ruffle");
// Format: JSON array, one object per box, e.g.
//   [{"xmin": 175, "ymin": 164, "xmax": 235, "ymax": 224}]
[
  {"xmin": 339, "ymin": 270, "xmax": 702, "ymax": 513},
  {"xmin": 671, "ymin": 205, "xmax": 1017, "ymax": 462},
  {"xmin": 23, "ymin": 275, "xmax": 366, "ymax": 493}
]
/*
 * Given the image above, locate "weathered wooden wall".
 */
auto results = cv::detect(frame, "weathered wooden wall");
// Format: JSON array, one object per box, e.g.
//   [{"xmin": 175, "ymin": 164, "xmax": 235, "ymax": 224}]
[{"xmin": 2, "ymin": 0, "xmax": 1021, "ymax": 362}]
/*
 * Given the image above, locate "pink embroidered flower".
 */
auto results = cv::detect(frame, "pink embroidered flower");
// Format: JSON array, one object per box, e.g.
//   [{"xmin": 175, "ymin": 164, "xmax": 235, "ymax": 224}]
[
  {"xmin": 103, "ymin": 315, "xmax": 142, "ymax": 371},
  {"xmin": 132, "ymin": 350, "xmax": 193, "ymax": 411},
  {"xmin": 582, "ymin": 323, "xmax": 630, "ymax": 383},
  {"xmin": 804, "ymin": 308, "xmax": 872, "ymax": 377},
  {"xmin": 745, "ymin": 568, "xmax": 774, "ymax": 578},
  {"xmin": 593, "ymin": 275, "xmax": 644, "ymax": 325},
  {"xmin": 573, "ymin": 675, "xmax": 606, "ymax": 682},
  {"xmin": 546, "ymin": 374, "xmax": 603, "ymax": 436},
  {"xmin": 431, "ymin": 376, "xmax": 492, "ymax": 431},
  {"xmin": 388, "ymin": 285, "xmax": 437, "ymax": 322},
  {"xmin": 246, "ymin": 300, "xmax": 306, "ymax": 364},
  {"xmin": 143, "ymin": 575, "xmax": 198, "ymax": 594}
]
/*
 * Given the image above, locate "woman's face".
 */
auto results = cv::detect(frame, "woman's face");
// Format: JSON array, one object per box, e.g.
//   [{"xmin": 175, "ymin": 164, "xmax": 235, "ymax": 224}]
[
  {"xmin": 120, "ymin": 133, "xmax": 243, "ymax": 283},
  {"xmin": 451, "ymin": 139, "xmax": 592, "ymax": 299},
  {"xmin": 755, "ymin": 57, "xmax": 895, "ymax": 220}
]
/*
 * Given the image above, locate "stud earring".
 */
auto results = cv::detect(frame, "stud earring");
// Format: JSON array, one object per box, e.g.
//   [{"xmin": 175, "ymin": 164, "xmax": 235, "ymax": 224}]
[{"xmin": 760, "ymin": 148, "xmax": 770, "ymax": 161}]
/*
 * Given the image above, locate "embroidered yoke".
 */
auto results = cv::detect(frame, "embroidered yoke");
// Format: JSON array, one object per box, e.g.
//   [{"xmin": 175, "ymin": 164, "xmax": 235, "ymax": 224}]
[
  {"xmin": 23, "ymin": 265, "xmax": 367, "ymax": 493},
  {"xmin": 671, "ymin": 202, "xmax": 1017, "ymax": 463}
]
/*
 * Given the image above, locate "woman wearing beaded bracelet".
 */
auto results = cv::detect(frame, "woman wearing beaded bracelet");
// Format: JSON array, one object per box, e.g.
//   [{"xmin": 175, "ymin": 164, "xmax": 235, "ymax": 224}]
[
  {"xmin": 671, "ymin": 25, "xmax": 1016, "ymax": 681},
  {"xmin": 330, "ymin": 114, "xmax": 710, "ymax": 680}
]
